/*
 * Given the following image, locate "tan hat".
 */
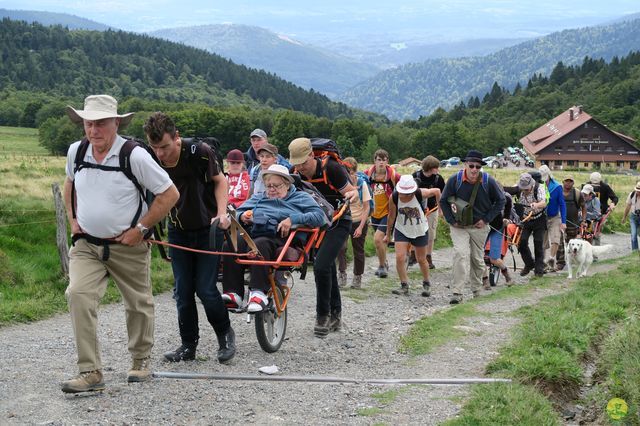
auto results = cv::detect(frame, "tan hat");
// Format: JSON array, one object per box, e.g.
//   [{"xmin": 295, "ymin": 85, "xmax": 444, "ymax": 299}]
[
  {"xmin": 288, "ymin": 137, "xmax": 312, "ymax": 165},
  {"xmin": 261, "ymin": 164, "xmax": 294, "ymax": 184},
  {"xmin": 635, "ymin": 181, "xmax": 640, "ymax": 191},
  {"xmin": 66, "ymin": 95, "xmax": 134, "ymax": 129},
  {"xmin": 563, "ymin": 175, "xmax": 574, "ymax": 182},
  {"xmin": 257, "ymin": 143, "xmax": 278, "ymax": 156},
  {"xmin": 582, "ymin": 184, "xmax": 594, "ymax": 195},
  {"xmin": 539, "ymin": 164, "xmax": 551, "ymax": 181}
]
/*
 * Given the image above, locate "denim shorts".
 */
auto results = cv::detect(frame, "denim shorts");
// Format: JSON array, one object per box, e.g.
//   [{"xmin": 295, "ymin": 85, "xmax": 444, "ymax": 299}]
[{"xmin": 371, "ymin": 216, "xmax": 388, "ymax": 233}]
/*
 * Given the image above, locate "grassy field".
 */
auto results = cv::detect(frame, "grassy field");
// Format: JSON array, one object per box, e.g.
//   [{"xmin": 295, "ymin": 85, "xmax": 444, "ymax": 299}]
[{"xmin": 0, "ymin": 126, "xmax": 174, "ymax": 325}]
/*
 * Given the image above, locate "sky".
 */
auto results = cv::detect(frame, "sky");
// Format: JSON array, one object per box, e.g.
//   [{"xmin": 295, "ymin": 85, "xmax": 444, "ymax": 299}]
[{"xmin": 2, "ymin": 0, "xmax": 639, "ymax": 41}]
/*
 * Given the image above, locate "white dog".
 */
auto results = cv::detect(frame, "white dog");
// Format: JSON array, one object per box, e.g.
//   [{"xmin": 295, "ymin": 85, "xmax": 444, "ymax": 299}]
[{"xmin": 565, "ymin": 239, "xmax": 612, "ymax": 279}]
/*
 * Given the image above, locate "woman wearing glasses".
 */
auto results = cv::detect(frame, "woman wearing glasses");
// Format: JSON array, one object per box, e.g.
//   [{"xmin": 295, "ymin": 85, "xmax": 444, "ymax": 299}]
[{"xmin": 221, "ymin": 164, "xmax": 328, "ymax": 313}]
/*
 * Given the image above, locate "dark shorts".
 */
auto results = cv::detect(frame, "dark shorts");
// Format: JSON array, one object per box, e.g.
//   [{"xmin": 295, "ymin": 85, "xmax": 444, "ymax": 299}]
[
  {"xmin": 371, "ymin": 216, "xmax": 388, "ymax": 233},
  {"xmin": 394, "ymin": 229, "xmax": 429, "ymax": 247}
]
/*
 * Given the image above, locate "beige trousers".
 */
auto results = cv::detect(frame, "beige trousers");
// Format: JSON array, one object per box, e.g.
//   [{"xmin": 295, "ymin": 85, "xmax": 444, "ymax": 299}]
[
  {"xmin": 66, "ymin": 239, "xmax": 154, "ymax": 372},
  {"xmin": 450, "ymin": 224, "xmax": 490, "ymax": 295}
]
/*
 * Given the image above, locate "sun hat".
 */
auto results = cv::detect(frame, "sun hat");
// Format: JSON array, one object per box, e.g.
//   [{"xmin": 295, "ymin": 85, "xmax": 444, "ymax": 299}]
[
  {"xmin": 261, "ymin": 164, "xmax": 294, "ymax": 184},
  {"xmin": 257, "ymin": 143, "xmax": 278, "ymax": 156},
  {"xmin": 518, "ymin": 173, "xmax": 535, "ymax": 190},
  {"xmin": 250, "ymin": 128, "xmax": 267, "ymax": 139},
  {"xmin": 538, "ymin": 164, "xmax": 552, "ymax": 181},
  {"xmin": 288, "ymin": 137, "xmax": 313, "ymax": 165},
  {"xmin": 463, "ymin": 149, "xmax": 486, "ymax": 165},
  {"xmin": 396, "ymin": 175, "xmax": 418, "ymax": 194},
  {"xmin": 635, "ymin": 181, "xmax": 640, "ymax": 191},
  {"xmin": 66, "ymin": 95, "xmax": 134, "ymax": 129},
  {"xmin": 590, "ymin": 172, "xmax": 602, "ymax": 184},
  {"xmin": 226, "ymin": 149, "xmax": 244, "ymax": 162},
  {"xmin": 581, "ymin": 184, "xmax": 594, "ymax": 195}
]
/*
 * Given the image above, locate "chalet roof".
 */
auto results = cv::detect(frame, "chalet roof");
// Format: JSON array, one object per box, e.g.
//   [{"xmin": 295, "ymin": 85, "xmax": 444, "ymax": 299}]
[
  {"xmin": 519, "ymin": 106, "xmax": 636, "ymax": 154},
  {"xmin": 398, "ymin": 157, "xmax": 421, "ymax": 166}
]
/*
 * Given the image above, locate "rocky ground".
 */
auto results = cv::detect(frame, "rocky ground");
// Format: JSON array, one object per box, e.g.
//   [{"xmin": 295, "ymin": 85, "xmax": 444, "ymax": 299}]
[{"xmin": 0, "ymin": 232, "xmax": 633, "ymax": 425}]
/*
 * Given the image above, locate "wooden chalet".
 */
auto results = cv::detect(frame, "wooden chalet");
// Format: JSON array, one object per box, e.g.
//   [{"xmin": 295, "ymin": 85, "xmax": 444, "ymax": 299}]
[
  {"xmin": 519, "ymin": 106, "xmax": 639, "ymax": 170},
  {"xmin": 398, "ymin": 157, "xmax": 421, "ymax": 167}
]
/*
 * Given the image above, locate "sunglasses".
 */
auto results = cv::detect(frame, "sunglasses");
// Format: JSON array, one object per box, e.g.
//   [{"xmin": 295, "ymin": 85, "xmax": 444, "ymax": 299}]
[{"xmin": 467, "ymin": 164, "xmax": 482, "ymax": 169}]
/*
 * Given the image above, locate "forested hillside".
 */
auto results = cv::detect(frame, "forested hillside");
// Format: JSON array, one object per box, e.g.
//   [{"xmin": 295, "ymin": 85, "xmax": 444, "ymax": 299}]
[
  {"xmin": 340, "ymin": 18, "xmax": 640, "ymax": 119},
  {"xmin": 149, "ymin": 24, "xmax": 379, "ymax": 98},
  {"xmin": 0, "ymin": 19, "xmax": 351, "ymax": 119},
  {"xmin": 0, "ymin": 8, "xmax": 110, "ymax": 30}
]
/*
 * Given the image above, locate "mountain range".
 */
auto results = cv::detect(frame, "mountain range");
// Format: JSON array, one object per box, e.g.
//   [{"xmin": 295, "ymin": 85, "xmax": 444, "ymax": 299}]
[
  {"xmin": 148, "ymin": 24, "xmax": 379, "ymax": 98},
  {"xmin": 0, "ymin": 8, "xmax": 111, "ymax": 30},
  {"xmin": 339, "ymin": 18, "xmax": 640, "ymax": 119}
]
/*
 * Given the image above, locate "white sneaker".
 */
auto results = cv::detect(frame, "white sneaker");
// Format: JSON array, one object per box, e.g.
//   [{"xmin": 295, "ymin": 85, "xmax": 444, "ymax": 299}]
[
  {"xmin": 222, "ymin": 292, "xmax": 243, "ymax": 309},
  {"xmin": 247, "ymin": 290, "xmax": 268, "ymax": 313}
]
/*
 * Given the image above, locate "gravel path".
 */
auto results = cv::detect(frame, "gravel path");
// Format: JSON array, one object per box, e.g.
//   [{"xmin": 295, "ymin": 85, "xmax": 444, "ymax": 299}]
[{"xmin": 0, "ymin": 232, "xmax": 632, "ymax": 425}]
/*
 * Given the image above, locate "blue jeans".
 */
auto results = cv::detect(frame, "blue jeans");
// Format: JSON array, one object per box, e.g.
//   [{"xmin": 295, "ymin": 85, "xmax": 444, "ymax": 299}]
[
  {"xmin": 168, "ymin": 226, "xmax": 230, "ymax": 346},
  {"xmin": 630, "ymin": 213, "xmax": 640, "ymax": 251}
]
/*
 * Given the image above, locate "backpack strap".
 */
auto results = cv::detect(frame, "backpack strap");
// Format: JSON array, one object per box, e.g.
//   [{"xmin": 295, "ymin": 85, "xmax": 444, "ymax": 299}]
[{"xmin": 183, "ymin": 140, "xmax": 213, "ymax": 184}]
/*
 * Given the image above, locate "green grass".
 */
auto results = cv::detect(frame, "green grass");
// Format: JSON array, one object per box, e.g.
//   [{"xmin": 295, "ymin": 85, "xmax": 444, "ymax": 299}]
[
  {"xmin": 0, "ymin": 126, "xmax": 175, "ymax": 325},
  {"xmin": 444, "ymin": 382, "xmax": 561, "ymax": 426},
  {"xmin": 0, "ymin": 126, "xmax": 46, "ymax": 155}
]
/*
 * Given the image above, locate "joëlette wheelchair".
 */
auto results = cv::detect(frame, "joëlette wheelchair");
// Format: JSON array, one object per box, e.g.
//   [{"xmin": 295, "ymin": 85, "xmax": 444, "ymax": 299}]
[{"xmin": 211, "ymin": 203, "xmax": 348, "ymax": 353}]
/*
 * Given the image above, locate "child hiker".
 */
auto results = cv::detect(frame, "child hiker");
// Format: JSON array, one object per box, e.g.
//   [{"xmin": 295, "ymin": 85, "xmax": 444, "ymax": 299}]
[{"xmin": 385, "ymin": 175, "xmax": 440, "ymax": 296}]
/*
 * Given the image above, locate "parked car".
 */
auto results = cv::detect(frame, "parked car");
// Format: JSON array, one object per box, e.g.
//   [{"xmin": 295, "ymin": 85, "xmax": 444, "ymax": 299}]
[
  {"xmin": 447, "ymin": 156, "xmax": 460, "ymax": 165},
  {"xmin": 483, "ymin": 156, "xmax": 502, "ymax": 169}
]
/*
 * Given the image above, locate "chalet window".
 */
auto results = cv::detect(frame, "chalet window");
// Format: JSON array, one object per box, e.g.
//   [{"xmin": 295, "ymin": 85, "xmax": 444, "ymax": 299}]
[
  {"xmin": 554, "ymin": 160, "xmax": 562, "ymax": 167},
  {"xmin": 592, "ymin": 145, "xmax": 600, "ymax": 151},
  {"xmin": 604, "ymin": 146, "xmax": 613, "ymax": 152},
  {"xmin": 617, "ymin": 147, "xmax": 625, "ymax": 152},
  {"xmin": 554, "ymin": 146, "xmax": 563, "ymax": 151},
  {"xmin": 567, "ymin": 146, "xmax": 575, "ymax": 151},
  {"xmin": 580, "ymin": 145, "xmax": 588, "ymax": 151},
  {"xmin": 617, "ymin": 161, "xmax": 624, "ymax": 168},
  {"xmin": 580, "ymin": 134, "xmax": 588, "ymax": 139},
  {"xmin": 631, "ymin": 161, "xmax": 638, "ymax": 170},
  {"xmin": 584, "ymin": 163, "xmax": 589, "ymax": 167},
  {"xmin": 567, "ymin": 160, "xmax": 575, "ymax": 166}
]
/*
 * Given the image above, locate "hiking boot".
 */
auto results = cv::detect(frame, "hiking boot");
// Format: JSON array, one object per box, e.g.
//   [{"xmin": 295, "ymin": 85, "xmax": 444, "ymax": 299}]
[
  {"xmin": 314, "ymin": 315, "xmax": 330, "ymax": 338},
  {"xmin": 472, "ymin": 290, "xmax": 481, "ymax": 298},
  {"xmin": 338, "ymin": 271, "xmax": 348, "ymax": 288},
  {"xmin": 127, "ymin": 357, "xmax": 152, "ymax": 383},
  {"xmin": 519, "ymin": 266, "xmax": 533, "ymax": 276},
  {"xmin": 216, "ymin": 327, "xmax": 236, "ymax": 364},
  {"xmin": 421, "ymin": 281, "xmax": 431, "ymax": 297},
  {"xmin": 61, "ymin": 370, "xmax": 104, "ymax": 393},
  {"xmin": 449, "ymin": 293, "xmax": 463, "ymax": 304},
  {"xmin": 392, "ymin": 282, "xmax": 409, "ymax": 295},
  {"xmin": 482, "ymin": 276, "xmax": 491, "ymax": 290},
  {"xmin": 426, "ymin": 254, "xmax": 435, "ymax": 269},
  {"xmin": 555, "ymin": 263, "xmax": 565, "ymax": 272},
  {"xmin": 376, "ymin": 265, "xmax": 388, "ymax": 278},
  {"xmin": 329, "ymin": 310, "xmax": 342, "ymax": 332},
  {"xmin": 502, "ymin": 268, "xmax": 513, "ymax": 286},
  {"xmin": 534, "ymin": 272, "xmax": 544, "ymax": 278},
  {"xmin": 163, "ymin": 344, "xmax": 196, "ymax": 362},
  {"xmin": 351, "ymin": 274, "xmax": 362, "ymax": 289}
]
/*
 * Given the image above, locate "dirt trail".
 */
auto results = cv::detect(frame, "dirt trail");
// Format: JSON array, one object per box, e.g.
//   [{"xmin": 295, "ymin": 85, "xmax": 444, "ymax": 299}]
[{"xmin": 0, "ymin": 233, "xmax": 632, "ymax": 425}]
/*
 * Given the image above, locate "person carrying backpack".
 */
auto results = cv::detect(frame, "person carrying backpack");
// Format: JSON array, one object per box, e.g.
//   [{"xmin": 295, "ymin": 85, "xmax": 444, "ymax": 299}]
[
  {"xmin": 385, "ymin": 175, "xmax": 440, "ymax": 296},
  {"xmin": 365, "ymin": 149, "xmax": 400, "ymax": 278},
  {"xmin": 412, "ymin": 155, "xmax": 445, "ymax": 269},
  {"xmin": 439, "ymin": 150, "xmax": 505, "ymax": 304},
  {"xmin": 555, "ymin": 176, "xmax": 586, "ymax": 270},
  {"xmin": 337, "ymin": 157, "xmax": 371, "ymax": 289},
  {"xmin": 288, "ymin": 137, "xmax": 359, "ymax": 338},
  {"xmin": 514, "ymin": 173, "xmax": 548, "ymax": 278},
  {"xmin": 61, "ymin": 96, "xmax": 179, "ymax": 393},
  {"xmin": 621, "ymin": 181, "xmax": 640, "ymax": 251},
  {"xmin": 144, "ymin": 112, "xmax": 236, "ymax": 366},
  {"xmin": 538, "ymin": 165, "xmax": 566, "ymax": 272}
]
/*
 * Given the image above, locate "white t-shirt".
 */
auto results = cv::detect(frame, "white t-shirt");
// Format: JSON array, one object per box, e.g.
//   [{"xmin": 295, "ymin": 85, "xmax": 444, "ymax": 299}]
[
  {"xmin": 395, "ymin": 194, "xmax": 428, "ymax": 239},
  {"xmin": 66, "ymin": 135, "xmax": 173, "ymax": 238}
]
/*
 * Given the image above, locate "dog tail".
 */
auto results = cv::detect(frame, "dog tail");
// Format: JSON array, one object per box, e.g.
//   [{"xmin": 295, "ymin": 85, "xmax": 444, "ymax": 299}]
[{"xmin": 592, "ymin": 244, "xmax": 613, "ymax": 255}]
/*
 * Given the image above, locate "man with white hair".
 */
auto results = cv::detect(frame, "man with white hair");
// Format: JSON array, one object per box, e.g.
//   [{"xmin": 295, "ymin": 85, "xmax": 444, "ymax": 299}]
[
  {"xmin": 62, "ymin": 95, "xmax": 179, "ymax": 393},
  {"xmin": 539, "ymin": 165, "xmax": 566, "ymax": 271}
]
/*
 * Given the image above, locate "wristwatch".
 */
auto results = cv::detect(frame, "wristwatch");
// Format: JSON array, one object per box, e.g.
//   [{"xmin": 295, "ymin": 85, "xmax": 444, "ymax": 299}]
[{"xmin": 136, "ymin": 222, "xmax": 149, "ymax": 235}]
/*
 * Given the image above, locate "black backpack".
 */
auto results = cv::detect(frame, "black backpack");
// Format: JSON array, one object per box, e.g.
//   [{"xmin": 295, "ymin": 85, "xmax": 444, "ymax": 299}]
[
  {"xmin": 181, "ymin": 137, "xmax": 224, "ymax": 177},
  {"xmin": 291, "ymin": 173, "xmax": 334, "ymax": 224},
  {"xmin": 72, "ymin": 137, "xmax": 157, "ymax": 231}
]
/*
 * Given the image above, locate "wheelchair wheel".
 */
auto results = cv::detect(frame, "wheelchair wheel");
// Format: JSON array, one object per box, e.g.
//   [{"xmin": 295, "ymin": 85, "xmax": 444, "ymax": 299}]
[
  {"xmin": 489, "ymin": 264, "xmax": 500, "ymax": 286},
  {"xmin": 255, "ymin": 284, "xmax": 287, "ymax": 353}
]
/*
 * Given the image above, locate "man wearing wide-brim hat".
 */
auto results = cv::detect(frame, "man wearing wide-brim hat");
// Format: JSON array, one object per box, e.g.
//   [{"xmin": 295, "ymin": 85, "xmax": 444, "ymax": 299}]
[
  {"xmin": 61, "ymin": 95, "xmax": 179, "ymax": 393},
  {"xmin": 439, "ymin": 149, "xmax": 505, "ymax": 304}
]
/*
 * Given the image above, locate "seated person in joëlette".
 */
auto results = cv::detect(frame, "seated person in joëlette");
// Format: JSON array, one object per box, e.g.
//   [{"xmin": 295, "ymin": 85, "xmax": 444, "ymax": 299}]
[{"xmin": 221, "ymin": 164, "xmax": 328, "ymax": 313}]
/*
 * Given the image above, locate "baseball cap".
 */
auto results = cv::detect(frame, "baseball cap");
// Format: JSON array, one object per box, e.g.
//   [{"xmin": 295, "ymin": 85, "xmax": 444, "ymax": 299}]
[
  {"xmin": 590, "ymin": 172, "xmax": 602, "ymax": 184},
  {"xmin": 250, "ymin": 128, "xmax": 267, "ymax": 139},
  {"xmin": 563, "ymin": 175, "xmax": 574, "ymax": 182},
  {"xmin": 257, "ymin": 143, "xmax": 278, "ymax": 156},
  {"xmin": 581, "ymin": 184, "xmax": 594, "ymax": 194},
  {"xmin": 288, "ymin": 137, "xmax": 312, "ymax": 165},
  {"xmin": 226, "ymin": 149, "xmax": 244, "ymax": 162}
]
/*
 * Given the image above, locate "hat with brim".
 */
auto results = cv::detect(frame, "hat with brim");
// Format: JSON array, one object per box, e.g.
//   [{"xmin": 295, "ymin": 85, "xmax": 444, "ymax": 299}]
[
  {"xmin": 634, "ymin": 181, "xmax": 640, "ymax": 191},
  {"xmin": 581, "ymin": 184, "xmax": 594, "ymax": 195},
  {"xmin": 257, "ymin": 143, "xmax": 278, "ymax": 156},
  {"xmin": 288, "ymin": 137, "xmax": 312, "ymax": 165},
  {"xmin": 261, "ymin": 164, "xmax": 294, "ymax": 184},
  {"xmin": 66, "ymin": 95, "xmax": 134, "ymax": 129},
  {"xmin": 396, "ymin": 175, "xmax": 418, "ymax": 194},
  {"xmin": 518, "ymin": 173, "xmax": 534, "ymax": 190},
  {"xmin": 463, "ymin": 149, "xmax": 486, "ymax": 166}
]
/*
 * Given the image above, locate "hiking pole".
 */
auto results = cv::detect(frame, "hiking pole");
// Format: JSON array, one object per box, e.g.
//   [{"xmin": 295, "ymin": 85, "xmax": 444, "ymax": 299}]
[{"xmin": 153, "ymin": 371, "xmax": 512, "ymax": 385}]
